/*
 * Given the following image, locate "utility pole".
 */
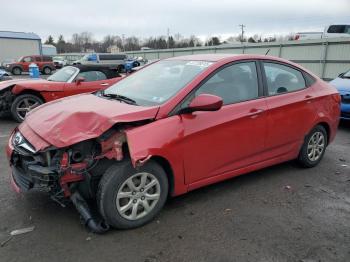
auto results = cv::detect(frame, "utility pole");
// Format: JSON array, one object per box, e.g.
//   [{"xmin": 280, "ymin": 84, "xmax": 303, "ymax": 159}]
[
  {"xmin": 167, "ymin": 28, "xmax": 170, "ymax": 49},
  {"xmin": 122, "ymin": 34, "xmax": 125, "ymax": 51},
  {"xmin": 239, "ymin": 24, "xmax": 246, "ymax": 44}
]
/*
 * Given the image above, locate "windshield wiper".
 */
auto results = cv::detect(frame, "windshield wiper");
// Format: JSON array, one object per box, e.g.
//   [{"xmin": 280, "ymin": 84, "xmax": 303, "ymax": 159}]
[{"xmin": 102, "ymin": 91, "xmax": 138, "ymax": 105}]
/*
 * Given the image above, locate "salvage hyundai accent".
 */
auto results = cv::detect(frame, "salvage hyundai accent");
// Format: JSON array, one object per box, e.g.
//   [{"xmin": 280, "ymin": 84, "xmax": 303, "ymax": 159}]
[{"xmin": 6, "ymin": 54, "xmax": 340, "ymax": 232}]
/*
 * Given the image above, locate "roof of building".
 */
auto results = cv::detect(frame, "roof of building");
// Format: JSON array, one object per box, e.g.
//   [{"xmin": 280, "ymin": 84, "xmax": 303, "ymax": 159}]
[{"xmin": 0, "ymin": 31, "xmax": 41, "ymax": 40}]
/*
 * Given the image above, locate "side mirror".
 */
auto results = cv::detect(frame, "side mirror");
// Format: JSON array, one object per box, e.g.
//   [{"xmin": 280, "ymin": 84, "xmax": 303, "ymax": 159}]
[
  {"xmin": 75, "ymin": 77, "xmax": 85, "ymax": 85},
  {"xmin": 186, "ymin": 94, "xmax": 223, "ymax": 113}
]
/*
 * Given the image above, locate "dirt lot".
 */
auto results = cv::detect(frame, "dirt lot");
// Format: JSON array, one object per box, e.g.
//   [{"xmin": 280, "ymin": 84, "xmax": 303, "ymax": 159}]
[{"xmin": 0, "ymin": 116, "xmax": 349, "ymax": 262}]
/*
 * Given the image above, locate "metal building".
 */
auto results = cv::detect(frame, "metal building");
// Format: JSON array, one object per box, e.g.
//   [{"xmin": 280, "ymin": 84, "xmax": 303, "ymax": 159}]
[{"xmin": 0, "ymin": 31, "xmax": 42, "ymax": 63}]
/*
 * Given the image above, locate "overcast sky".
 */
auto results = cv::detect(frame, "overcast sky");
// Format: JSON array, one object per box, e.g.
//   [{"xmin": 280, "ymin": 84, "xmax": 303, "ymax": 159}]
[{"xmin": 2, "ymin": 0, "xmax": 350, "ymax": 41}]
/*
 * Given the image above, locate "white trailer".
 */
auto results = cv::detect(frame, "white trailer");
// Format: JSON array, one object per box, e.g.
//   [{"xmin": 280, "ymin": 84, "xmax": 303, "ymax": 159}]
[{"xmin": 0, "ymin": 31, "xmax": 42, "ymax": 65}]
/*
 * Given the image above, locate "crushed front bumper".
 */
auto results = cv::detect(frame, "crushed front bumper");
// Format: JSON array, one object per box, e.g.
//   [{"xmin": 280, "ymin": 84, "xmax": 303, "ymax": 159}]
[{"xmin": 7, "ymin": 131, "xmax": 56, "ymax": 193}]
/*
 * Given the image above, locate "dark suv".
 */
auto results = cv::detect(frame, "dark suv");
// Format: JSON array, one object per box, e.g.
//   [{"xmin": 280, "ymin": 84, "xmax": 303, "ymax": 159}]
[{"xmin": 5, "ymin": 55, "xmax": 56, "ymax": 75}]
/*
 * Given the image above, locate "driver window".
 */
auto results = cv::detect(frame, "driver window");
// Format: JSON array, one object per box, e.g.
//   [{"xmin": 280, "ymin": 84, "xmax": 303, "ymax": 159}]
[
  {"xmin": 77, "ymin": 71, "xmax": 107, "ymax": 82},
  {"xmin": 23, "ymin": 57, "xmax": 33, "ymax": 63},
  {"xmin": 194, "ymin": 62, "xmax": 259, "ymax": 105}
]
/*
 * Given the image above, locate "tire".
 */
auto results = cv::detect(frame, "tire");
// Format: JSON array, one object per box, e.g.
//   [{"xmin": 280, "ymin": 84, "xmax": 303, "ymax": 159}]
[
  {"xmin": 12, "ymin": 67, "xmax": 22, "ymax": 75},
  {"xmin": 133, "ymin": 61, "xmax": 140, "ymax": 67},
  {"xmin": 297, "ymin": 125, "xmax": 328, "ymax": 168},
  {"xmin": 42, "ymin": 67, "xmax": 52, "ymax": 75},
  {"xmin": 97, "ymin": 160, "xmax": 168, "ymax": 229},
  {"xmin": 10, "ymin": 94, "xmax": 44, "ymax": 122},
  {"xmin": 117, "ymin": 64, "xmax": 125, "ymax": 73}
]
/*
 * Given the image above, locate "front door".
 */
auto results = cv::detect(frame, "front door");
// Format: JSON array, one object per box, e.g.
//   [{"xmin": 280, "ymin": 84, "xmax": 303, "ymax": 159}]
[
  {"xmin": 65, "ymin": 70, "xmax": 112, "ymax": 95},
  {"xmin": 180, "ymin": 61, "xmax": 268, "ymax": 184}
]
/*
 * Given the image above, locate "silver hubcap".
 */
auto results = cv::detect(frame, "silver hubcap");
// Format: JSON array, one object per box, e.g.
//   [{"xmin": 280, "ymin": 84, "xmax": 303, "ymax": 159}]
[
  {"xmin": 116, "ymin": 172, "xmax": 161, "ymax": 221},
  {"xmin": 16, "ymin": 98, "xmax": 41, "ymax": 120},
  {"xmin": 307, "ymin": 131, "xmax": 325, "ymax": 162}
]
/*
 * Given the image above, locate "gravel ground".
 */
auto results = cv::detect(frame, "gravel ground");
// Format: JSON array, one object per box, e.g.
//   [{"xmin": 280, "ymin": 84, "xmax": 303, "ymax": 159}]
[{"xmin": 0, "ymin": 115, "xmax": 349, "ymax": 262}]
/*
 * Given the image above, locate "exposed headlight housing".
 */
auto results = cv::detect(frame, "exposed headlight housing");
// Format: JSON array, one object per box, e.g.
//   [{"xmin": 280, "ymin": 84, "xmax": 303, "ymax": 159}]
[{"xmin": 12, "ymin": 131, "xmax": 36, "ymax": 153}]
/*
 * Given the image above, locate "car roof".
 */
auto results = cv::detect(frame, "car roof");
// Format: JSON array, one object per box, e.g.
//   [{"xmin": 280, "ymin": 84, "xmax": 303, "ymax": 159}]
[
  {"xmin": 164, "ymin": 54, "xmax": 290, "ymax": 63},
  {"xmin": 70, "ymin": 64, "xmax": 121, "ymax": 79}
]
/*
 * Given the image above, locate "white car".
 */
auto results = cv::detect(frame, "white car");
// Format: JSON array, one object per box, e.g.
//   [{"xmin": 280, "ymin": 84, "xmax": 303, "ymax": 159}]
[{"xmin": 53, "ymin": 56, "xmax": 67, "ymax": 69}]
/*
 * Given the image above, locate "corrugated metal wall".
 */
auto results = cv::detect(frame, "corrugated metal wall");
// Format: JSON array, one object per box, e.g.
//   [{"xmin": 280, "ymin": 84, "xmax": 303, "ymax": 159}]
[
  {"xmin": 127, "ymin": 38, "xmax": 350, "ymax": 80},
  {"xmin": 0, "ymin": 38, "xmax": 41, "ymax": 62}
]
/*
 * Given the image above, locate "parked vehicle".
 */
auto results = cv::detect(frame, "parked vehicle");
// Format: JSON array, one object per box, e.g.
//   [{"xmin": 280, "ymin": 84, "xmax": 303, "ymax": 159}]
[
  {"xmin": 0, "ymin": 65, "xmax": 122, "ymax": 122},
  {"xmin": 0, "ymin": 69, "xmax": 12, "ymax": 81},
  {"xmin": 5, "ymin": 55, "xmax": 56, "ymax": 75},
  {"xmin": 0, "ymin": 59, "xmax": 15, "ymax": 69},
  {"xmin": 330, "ymin": 69, "xmax": 350, "ymax": 120},
  {"xmin": 53, "ymin": 56, "xmax": 68, "ymax": 69},
  {"xmin": 74, "ymin": 53, "xmax": 128, "ymax": 67},
  {"xmin": 294, "ymin": 24, "xmax": 350, "ymax": 40},
  {"xmin": 6, "ymin": 54, "xmax": 340, "ymax": 233}
]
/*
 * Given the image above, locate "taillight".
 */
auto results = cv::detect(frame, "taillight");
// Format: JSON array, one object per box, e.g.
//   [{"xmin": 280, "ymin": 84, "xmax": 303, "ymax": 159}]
[
  {"xmin": 333, "ymin": 93, "xmax": 341, "ymax": 104},
  {"xmin": 294, "ymin": 35, "xmax": 300, "ymax": 40}
]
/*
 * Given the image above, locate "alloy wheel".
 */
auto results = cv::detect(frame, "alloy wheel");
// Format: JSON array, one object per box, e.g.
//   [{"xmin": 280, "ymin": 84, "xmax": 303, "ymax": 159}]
[
  {"xmin": 116, "ymin": 172, "xmax": 161, "ymax": 221},
  {"xmin": 16, "ymin": 97, "xmax": 41, "ymax": 120},
  {"xmin": 307, "ymin": 131, "xmax": 325, "ymax": 162}
]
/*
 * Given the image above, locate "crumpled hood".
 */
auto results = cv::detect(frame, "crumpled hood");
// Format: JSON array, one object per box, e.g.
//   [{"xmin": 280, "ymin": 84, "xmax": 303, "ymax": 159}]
[
  {"xmin": 22, "ymin": 93, "xmax": 159, "ymax": 148},
  {"xmin": 329, "ymin": 77, "xmax": 350, "ymax": 92},
  {"xmin": 0, "ymin": 79, "xmax": 48, "ymax": 92}
]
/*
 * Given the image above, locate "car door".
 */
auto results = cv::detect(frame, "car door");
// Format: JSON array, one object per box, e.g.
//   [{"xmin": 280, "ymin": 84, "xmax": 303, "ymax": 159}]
[
  {"xmin": 260, "ymin": 61, "xmax": 317, "ymax": 160},
  {"xmin": 66, "ymin": 70, "xmax": 112, "ymax": 95},
  {"xmin": 21, "ymin": 56, "xmax": 33, "ymax": 71},
  {"xmin": 180, "ymin": 61, "xmax": 268, "ymax": 184}
]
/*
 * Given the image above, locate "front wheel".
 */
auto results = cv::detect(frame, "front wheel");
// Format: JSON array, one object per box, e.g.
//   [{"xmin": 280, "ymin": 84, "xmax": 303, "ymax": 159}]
[
  {"xmin": 297, "ymin": 125, "xmax": 328, "ymax": 168},
  {"xmin": 97, "ymin": 160, "xmax": 168, "ymax": 229},
  {"xmin": 10, "ymin": 94, "xmax": 44, "ymax": 122}
]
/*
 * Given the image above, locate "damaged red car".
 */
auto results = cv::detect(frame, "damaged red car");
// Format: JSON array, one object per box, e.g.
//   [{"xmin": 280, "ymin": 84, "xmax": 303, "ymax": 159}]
[
  {"xmin": 0, "ymin": 65, "xmax": 121, "ymax": 122},
  {"xmin": 6, "ymin": 54, "xmax": 340, "ymax": 233}
]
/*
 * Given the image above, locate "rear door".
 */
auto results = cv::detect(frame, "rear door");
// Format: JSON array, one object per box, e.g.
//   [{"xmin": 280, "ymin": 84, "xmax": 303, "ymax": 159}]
[
  {"xmin": 260, "ymin": 61, "xmax": 317, "ymax": 160},
  {"xmin": 180, "ymin": 61, "xmax": 268, "ymax": 184}
]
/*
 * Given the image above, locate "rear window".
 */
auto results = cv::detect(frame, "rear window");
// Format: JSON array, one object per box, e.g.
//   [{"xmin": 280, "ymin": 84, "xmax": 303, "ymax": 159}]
[
  {"xmin": 327, "ymin": 25, "xmax": 350, "ymax": 34},
  {"xmin": 99, "ymin": 54, "xmax": 126, "ymax": 61}
]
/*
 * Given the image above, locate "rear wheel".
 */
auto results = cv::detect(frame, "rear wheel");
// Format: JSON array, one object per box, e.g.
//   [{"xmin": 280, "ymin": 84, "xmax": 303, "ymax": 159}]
[
  {"xmin": 12, "ymin": 67, "xmax": 22, "ymax": 75},
  {"xmin": 297, "ymin": 125, "xmax": 327, "ymax": 168},
  {"xmin": 97, "ymin": 160, "xmax": 168, "ymax": 229},
  {"xmin": 42, "ymin": 67, "xmax": 52, "ymax": 75},
  {"xmin": 10, "ymin": 94, "xmax": 44, "ymax": 122}
]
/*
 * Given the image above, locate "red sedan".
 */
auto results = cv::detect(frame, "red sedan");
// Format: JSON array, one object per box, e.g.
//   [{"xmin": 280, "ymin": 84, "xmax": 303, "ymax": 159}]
[
  {"xmin": 0, "ymin": 65, "xmax": 122, "ymax": 122},
  {"xmin": 6, "ymin": 54, "xmax": 340, "ymax": 232}
]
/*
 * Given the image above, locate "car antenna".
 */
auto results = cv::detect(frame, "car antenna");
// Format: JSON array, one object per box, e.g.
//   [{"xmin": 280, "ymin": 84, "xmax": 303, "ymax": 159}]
[{"xmin": 265, "ymin": 49, "xmax": 270, "ymax": 55}]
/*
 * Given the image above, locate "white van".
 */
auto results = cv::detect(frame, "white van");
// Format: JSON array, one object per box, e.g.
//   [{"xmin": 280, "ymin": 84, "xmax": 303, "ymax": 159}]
[{"xmin": 75, "ymin": 53, "xmax": 127, "ymax": 67}]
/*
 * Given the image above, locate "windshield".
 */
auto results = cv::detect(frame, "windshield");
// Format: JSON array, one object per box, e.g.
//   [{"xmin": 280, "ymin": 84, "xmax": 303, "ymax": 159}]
[
  {"xmin": 343, "ymin": 70, "xmax": 350, "ymax": 78},
  {"xmin": 17, "ymin": 56, "xmax": 24, "ymax": 62},
  {"xmin": 47, "ymin": 66, "xmax": 78, "ymax": 82},
  {"xmin": 104, "ymin": 60, "xmax": 213, "ymax": 106}
]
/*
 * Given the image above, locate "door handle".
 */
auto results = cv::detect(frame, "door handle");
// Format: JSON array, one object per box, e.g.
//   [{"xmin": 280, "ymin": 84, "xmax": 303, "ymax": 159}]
[
  {"xmin": 100, "ymin": 83, "xmax": 109, "ymax": 86},
  {"xmin": 247, "ymin": 108, "xmax": 264, "ymax": 117},
  {"xmin": 304, "ymin": 95, "xmax": 313, "ymax": 103}
]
